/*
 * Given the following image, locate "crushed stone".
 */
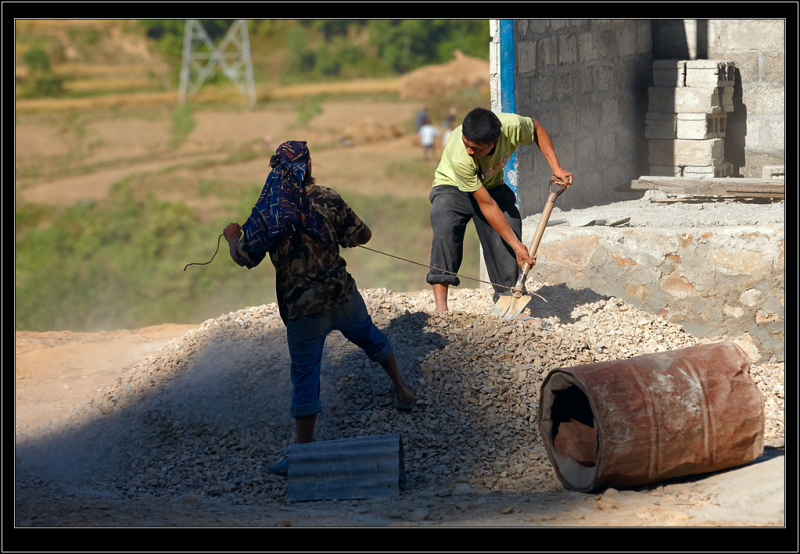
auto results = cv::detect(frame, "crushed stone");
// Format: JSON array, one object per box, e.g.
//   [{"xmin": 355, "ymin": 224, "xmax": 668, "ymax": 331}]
[{"xmin": 15, "ymin": 284, "xmax": 784, "ymax": 505}]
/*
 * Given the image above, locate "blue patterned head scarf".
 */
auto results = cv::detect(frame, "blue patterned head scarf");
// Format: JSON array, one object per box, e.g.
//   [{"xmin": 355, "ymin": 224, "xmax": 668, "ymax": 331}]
[{"xmin": 240, "ymin": 140, "xmax": 331, "ymax": 267}]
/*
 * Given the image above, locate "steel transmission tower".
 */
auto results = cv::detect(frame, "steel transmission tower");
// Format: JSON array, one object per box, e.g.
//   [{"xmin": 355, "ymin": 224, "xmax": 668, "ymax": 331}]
[{"xmin": 178, "ymin": 19, "xmax": 256, "ymax": 106}]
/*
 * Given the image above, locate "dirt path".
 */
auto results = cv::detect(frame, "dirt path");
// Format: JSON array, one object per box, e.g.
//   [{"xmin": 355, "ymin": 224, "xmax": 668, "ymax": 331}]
[{"xmin": 13, "ymin": 318, "xmax": 786, "ymax": 533}]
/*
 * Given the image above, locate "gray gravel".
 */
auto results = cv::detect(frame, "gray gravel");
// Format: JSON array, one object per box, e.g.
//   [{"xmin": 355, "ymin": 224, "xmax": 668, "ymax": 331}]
[
  {"xmin": 525, "ymin": 191, "xmax": 785, "ymax": 229},
  {"xmin": 14, "ymin": 284, "xmax": 784, "ymax": 506}
]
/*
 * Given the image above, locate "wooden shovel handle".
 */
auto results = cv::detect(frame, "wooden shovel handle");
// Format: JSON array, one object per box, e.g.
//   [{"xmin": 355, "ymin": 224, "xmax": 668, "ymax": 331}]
[{"xmin": 519, "ymin": 177, "xmax": 570, "ymax": 276}]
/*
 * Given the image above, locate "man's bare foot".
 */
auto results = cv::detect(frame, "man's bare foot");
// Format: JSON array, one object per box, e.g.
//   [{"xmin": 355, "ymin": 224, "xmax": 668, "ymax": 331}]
[
  {"xmin": 392, "ymin": 382, "xmax": 414, "ymax": 405},
  {"xmin": 392, "ymin": 382, "xmax": 415, "ymax": 411}
]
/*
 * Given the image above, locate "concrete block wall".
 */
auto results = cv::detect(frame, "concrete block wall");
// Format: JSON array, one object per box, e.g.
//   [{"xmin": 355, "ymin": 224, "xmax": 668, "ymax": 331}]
[
  {"xmin": 494, "ymin": 19, "xmax": 785, "ymax": 211},
  {"xmin": 507, "ymin": 19, "xmax": 654, "ymax": 215},
  {"xmin": 653, "ymin": 20, "xmax": 785, "ymax": 178}
]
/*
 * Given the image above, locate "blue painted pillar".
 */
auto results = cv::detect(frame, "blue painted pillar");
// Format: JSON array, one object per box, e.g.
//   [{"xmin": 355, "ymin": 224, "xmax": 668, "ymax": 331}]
[{"xmin": 499, "ymin": 19, "xmax": 518, "ymax": 202}]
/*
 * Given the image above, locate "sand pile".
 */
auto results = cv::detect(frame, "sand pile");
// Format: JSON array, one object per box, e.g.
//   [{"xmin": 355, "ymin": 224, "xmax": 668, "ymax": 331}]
[{"xmin": 399, "ymin": 50, "xmax": 490, "ymax": 99}]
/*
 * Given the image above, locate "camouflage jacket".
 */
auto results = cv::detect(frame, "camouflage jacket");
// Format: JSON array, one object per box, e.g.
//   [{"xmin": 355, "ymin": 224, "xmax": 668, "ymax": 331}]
[{"xmin": 237, "ymin": 185, "xmax": 366, "ymax": 322}]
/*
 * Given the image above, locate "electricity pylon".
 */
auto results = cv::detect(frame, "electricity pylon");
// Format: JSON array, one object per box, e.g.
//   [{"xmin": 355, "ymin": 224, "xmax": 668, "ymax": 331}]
[{"xmin": 178, "ymin": 19, "xmax": 256, "ymax": 106}]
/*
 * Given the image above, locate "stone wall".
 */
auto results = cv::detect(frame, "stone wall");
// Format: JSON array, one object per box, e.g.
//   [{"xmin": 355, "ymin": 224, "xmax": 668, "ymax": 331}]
[{"xmin": 523, "ymin": 224, "xmax": 785, "ymax": 363}]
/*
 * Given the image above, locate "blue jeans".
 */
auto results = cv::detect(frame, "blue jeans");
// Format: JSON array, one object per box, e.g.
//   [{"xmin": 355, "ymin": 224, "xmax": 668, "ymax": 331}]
[{"xmin": 285, "ymin": 291, "xmax": 393, "ymax": 418}]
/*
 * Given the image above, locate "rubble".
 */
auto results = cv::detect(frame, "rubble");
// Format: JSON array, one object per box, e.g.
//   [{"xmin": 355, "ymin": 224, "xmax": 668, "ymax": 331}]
[{"xmin": 15, "ymin": 283, "xmax": 784, "ymax": 505}]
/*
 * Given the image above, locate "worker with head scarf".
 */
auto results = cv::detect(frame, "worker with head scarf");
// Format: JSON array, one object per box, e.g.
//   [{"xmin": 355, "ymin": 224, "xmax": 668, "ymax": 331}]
[{"xmin": 223, "ymin": 140, "xmax": 415, "ymax": 476}]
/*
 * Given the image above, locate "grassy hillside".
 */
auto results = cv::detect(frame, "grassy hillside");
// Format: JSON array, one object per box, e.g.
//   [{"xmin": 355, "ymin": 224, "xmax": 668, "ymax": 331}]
[{"xmin": 15, "ymin": 20, "xmax": 489, "ymax": 332}]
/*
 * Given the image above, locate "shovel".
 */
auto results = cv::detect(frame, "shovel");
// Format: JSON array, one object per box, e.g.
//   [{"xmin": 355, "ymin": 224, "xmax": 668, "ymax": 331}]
[{"xmin": 489, "ymin": 177, "xmax": 570, "ymax": 320}]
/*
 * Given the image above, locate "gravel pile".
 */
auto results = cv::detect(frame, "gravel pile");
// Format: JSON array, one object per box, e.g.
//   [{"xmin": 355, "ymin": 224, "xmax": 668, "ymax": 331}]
[{"xmin": 15, "ymin": 284, "xmax": 784, "ymax": 504}]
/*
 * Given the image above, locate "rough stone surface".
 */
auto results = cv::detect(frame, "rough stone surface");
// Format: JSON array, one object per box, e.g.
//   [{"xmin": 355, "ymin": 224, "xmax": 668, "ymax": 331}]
[
  {"xmin": 15, "ymin": 285, "xmax": 784, "ymax": 512},
  {"xmin": 521, "ymin": 193, "xmax": 785, "ymax": 361}
]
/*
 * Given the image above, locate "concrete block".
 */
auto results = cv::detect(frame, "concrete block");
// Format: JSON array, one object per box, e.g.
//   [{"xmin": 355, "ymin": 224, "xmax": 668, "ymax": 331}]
[
  {"xmin": 517, "ymin": 41, "xmax": 535, "ymax": 74},
  {"xmin": 596, "ymin": 65, "xmax": 615, "ymax": 92},
  {"xmin": 580, "ymin": 104, "xmax": 601, "ymax": 134},
  {"xmin": 537, "ymin": 35, "xmax": 558, "ymax": 70},
  {"xmin": 762, "ymin": 165, "xmax": 785, "ymax": 179},
  {"xmin": 619, "ymin": 24, "xmax": 637, "ymax": 57},
  {"xmin": 676, "ymin": 112, "xmax": 727, "ymax": 139},
  {"xmin": 597, "ymin": 28, "xmax": 618, "ymax": 58},
  {"xmin": 649, "ymin": 165, "xmax": 684, "ymax": 177},
  {"xmin": 648, "ymin": 138, "xmax": 725, "ymax": 166},
  {"xmin": 577, "ymin": 136, "xmax": 597, "ymax": 164},
  {"xmin": 557, "ymin": 140, "xmax": 576, "ymax": 168},
  {"xmin": 744, "ymin": 119, "xmax": 761, "ymax": 149},
  {"xmin": 556, "ymin": 70, "xmax": 573, "ymax": 100},
  {"xmin": 533, "ymin": 73, "xmax": 555, "ymax": 102},
  {"xmin": 683, "ymin": 162, "xmax": 734, "ymax": 178},
  {"xmin": 685, "ymin": 60, "xmax": 736, "ymax": 88},
  {"xmin": 561, "ymin": 106, "xmax": 579, "ymax": 135},
  {"xmin": 645, "ymin": 112, "xmax": 677, "ymax": 139},
  {"xmin": 765, "ymin": 53, "xmax": 785, "ymax": 83},
  {"xmin": 648, "ymin": 86, "xmax": 724, "ymax": 114},
  {"xmin": 578, "ymin": 32, "xmax": 598, "ymax": 62},
  {"xmin": 598, "ymin": 133, "xmax": 616, "ymax": 161},
  {"xmin": 708, "ymin": 19, "xmax": 784, "ymax": 52},
  {"xmin": 600, "ymin": 98, "xmax": 619, "ymax": 127},
  {"xmin": 721, "ymin": 86, "xmax": 734, "ymax": 112},
  {"xmin": 531, "ymin": 19, "xmax": 549, "ymax": 35},
  {"xmin": 636, "ymin": 21, "xmax": 652, "ymax": 55},
  {"xmin": 769, "ymin": 120, "xmax": 784, "ymax": 149},
  {"xmin": 558, "ymin": 34, "xmax": 578, "ymax": 65},
  {"xmin": 743, "ymin": 86, "xmax": 784, "ymax": 115},
  {"xmin": 574, "ymin": 65, "xmax": 593, "ymax": 95},
  {"xmin": 653, "ymin": 60, "xmax": 686, "ymax": 87}
]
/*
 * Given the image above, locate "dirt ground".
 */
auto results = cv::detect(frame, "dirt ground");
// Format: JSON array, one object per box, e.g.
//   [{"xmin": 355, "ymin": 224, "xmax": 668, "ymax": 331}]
[
  {"xmin": 13, "ymin": 321, "xmax": 787, "ymax": 537},
  {"xmin": 13, "ymin": 40, "xmax": 789, "ymax": 540}
]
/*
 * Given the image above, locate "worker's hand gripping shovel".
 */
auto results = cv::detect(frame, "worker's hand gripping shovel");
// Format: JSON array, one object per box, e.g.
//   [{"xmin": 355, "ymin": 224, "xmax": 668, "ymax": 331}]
[{"xmin": 489, "ymin": 176, "xmax": 570, "ymax": 320}]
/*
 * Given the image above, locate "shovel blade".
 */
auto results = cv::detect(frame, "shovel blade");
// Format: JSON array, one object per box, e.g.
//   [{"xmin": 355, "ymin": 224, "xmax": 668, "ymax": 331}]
[{"xmin": 488, "ymin": 295, "xmax": 530, "ymax": 320}]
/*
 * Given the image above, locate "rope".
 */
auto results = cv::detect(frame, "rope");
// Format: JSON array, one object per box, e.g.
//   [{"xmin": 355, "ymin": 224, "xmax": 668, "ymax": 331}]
[
  {"xmin": 356, "ymin": 245, "xmax": 547, "ymax": 302},
  {"xmin": 184, "ymin": 234, "xmax": 224, "ymax": 271},
  {"xmin": 183, "ymin": 235, "xmax": 547, "ymax": 303}
]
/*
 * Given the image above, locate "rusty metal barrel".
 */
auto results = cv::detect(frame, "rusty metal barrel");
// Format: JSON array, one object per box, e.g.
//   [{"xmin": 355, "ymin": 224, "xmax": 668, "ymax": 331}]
[{"xmin": 538, "ymin": 342, "xmax": 764, "ymax": 492}]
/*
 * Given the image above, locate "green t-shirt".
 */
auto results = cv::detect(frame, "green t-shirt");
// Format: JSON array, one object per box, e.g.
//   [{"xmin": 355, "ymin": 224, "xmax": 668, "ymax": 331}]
[{"xmin": 432, "ymin": 112, "xmax": 536, "ymax": 192}]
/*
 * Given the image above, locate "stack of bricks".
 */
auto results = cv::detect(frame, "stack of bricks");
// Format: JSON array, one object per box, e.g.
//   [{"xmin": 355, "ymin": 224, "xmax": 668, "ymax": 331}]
[{"xmin": 645, "ymin": 60, "xmax": 736, "ymax": 178}]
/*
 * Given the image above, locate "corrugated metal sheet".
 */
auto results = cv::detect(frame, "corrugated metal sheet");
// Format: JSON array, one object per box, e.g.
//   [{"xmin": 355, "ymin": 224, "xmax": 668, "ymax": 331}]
[{"xmin": 287, "ymin": 433, "xmax": 405, "ymax": 502}]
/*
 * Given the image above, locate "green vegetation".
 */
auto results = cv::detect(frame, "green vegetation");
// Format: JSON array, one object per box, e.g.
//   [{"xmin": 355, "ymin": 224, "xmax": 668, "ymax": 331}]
[
  {"xmin": 15, "ymin": 180, "xmax": 480, "ymax": 332},
  {"xmin": 14, "ymin": 20, "xmax": 490, "ymax": 332},
  {"xmin": 295, "ymin": 96, "xmax": 324, "ymax": 127},
  {"xmin": 138, "ymin": 19, "xmax": 490, "ymax": 86},
  {"xmin": 16, "ymin": 20, "xmax": 490, "ymax": 99},
  {"xmin": 18, "ymin": 47, "xmax": 64, "ymax": 98},
  {"xmin": 168, "ymin": 105, "xmax": 196, "ymax": 149}
]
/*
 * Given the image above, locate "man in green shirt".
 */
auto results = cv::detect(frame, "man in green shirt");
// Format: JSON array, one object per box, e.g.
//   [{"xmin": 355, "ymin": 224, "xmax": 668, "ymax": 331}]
[{"xmin": 427, "ymin": 107, "xmax": 573, "ymax": 312}]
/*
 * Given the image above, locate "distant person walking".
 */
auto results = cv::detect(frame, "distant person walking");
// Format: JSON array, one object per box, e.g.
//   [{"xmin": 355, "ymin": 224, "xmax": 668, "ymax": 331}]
[
  {"xmin": 443, "ymin": 106, "xmax": 457, "ymax": 130},
  {"xmin": 415, "ymin": 106, "xmax": 429, "ymax": 132},
  {"xmin": 418, "ymin": 118, "xmax": 440, "ymax": 161}
]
